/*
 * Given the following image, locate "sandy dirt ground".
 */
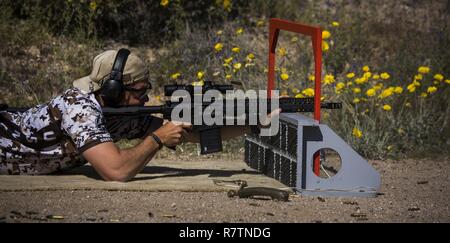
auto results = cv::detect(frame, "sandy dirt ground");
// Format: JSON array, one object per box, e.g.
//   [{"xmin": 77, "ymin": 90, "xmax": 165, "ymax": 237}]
[{"xmin": 0, "ymin": 158, "xmax": 448, "ymax": 223}]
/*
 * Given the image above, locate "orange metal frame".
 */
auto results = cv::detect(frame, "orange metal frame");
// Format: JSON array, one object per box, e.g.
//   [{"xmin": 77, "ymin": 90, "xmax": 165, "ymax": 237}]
[{"xmin": 267, "ymin": 18, "xmax": 322, "ymax": 175}]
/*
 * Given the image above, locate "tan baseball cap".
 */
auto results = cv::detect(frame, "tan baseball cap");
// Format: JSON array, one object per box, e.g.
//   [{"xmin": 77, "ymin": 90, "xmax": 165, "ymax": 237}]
[{"xmin": 73, "ymin": 49, "xmax": 149, "ymax": 93}]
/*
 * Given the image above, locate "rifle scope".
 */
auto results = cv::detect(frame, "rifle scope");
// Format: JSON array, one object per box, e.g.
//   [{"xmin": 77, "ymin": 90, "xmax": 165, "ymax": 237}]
[{"xmin": 164, "ymin": 81, "xmax": 233, "ymax": 97}]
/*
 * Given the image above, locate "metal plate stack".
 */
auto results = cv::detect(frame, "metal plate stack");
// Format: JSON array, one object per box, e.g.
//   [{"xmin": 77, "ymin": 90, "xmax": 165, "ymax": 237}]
[
  {"xmin": 245, "ymin": 113, "xmax": 381, "ymax": 197},
  {"xmin": 245, "ymin": 119, "xmax": 298, "ymax": 188}
]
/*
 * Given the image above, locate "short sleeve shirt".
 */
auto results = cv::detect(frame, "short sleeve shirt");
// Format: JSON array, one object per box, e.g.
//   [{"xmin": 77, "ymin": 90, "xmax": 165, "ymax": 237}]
[{"xmin": 0, "ymin": 88, "xmax": 162, "ymax": 175}]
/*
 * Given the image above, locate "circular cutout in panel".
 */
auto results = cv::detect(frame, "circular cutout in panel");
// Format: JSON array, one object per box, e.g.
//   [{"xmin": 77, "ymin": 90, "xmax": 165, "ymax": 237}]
[{"xmin": 313, "ymin": 148, "xmax": 342, "ymax": 179}]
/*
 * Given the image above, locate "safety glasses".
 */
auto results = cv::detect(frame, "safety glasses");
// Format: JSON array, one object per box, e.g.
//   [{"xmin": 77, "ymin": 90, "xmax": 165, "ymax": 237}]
[{"xmin": 124, "ymin": 81, "xmax": 152, "ymax": 100}]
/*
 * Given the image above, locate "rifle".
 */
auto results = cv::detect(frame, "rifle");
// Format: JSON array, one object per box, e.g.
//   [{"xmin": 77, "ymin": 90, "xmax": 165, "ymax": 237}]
[{"xmin": 1, "ymin": 81, "xmax": 341, "ymax": 154}]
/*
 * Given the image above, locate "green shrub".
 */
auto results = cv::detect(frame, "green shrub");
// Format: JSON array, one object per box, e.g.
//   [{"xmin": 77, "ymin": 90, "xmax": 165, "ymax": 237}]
[{"xmin": 1, "ymin": 0, "xmax": 249, "ymax": 44}]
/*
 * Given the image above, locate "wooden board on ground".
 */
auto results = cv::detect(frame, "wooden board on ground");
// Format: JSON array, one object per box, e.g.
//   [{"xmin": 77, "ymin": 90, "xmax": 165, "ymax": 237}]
[{"xmin": 0, "ymin": 159, "xmax": 290, "ymax": 192}]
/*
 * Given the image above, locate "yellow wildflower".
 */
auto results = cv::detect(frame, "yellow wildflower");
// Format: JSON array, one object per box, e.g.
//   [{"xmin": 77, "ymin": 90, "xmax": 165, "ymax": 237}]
[
  {"xmin": 89, "ymin": 1, "xmax": 97, "ymax": 11},
  {"xmin": 292, "ymin": 88, "xmax": 299, "ymax": 94},
  {"xmin": 418, "ymin": 66, "xmax": 430, "ymax": 74},
  {"xmin": 170, "ymin": 72, "xmax": 181, "ymax": 80},
  {"xmin": 420, "ymin": 92, "xmax": 428, "ymax": 98},
  {"xmin": 363, "ymin": 72, "xmax": 372, "ymax": 79},
  {"xmin": 394, "ymin": 86, "xmax": 403, "ymax": 94},
  {"xmin": 383, "ymin": 104, "xmax": 392, "ymax": 111},
  {"xmin": 373, "ymin": 74, "xmax": 380, "ymax": 80},
  {"xmin": 197, "ymin": 71, "xmax": 204, "ymax": 80},
  {"xmin": 233, "ymin": 63, "xmax": 242, "ymax": 70},
  {"xmin": 335, "ymin": 82, "xmax": 345, "ymax": 94},
  {"xmin": 256, "ymin": 20, "xmax": 264, "ymax": 27},
  {"xmin": 353, "ymin": 88, "xmax": 361, "ymax": 94},
  {"xmin": 346, "ymin": 73, "xmax": 355, "ymax": 79},
  {"xmin": 278, "ymin": 47, "xmax": 287, "ymax": 57},
  {"xmin": 336, "ymin": 82, "xmax": 345, "ymax": 90},
  {"xmin": 366, "ymin": 88, "xmax": 376, "ymax": 97},
  {"xmin": 380, "ymin": 72, "xmax": 390, "ymax": 80},
  {"xmin": 226, "ymin": 74, "xmax": 232, "ymax": 80},
  {"xmin": 353, "ymin": 87, "xmax": 361, "ymax": 94},
  {"xmin": 434, "ymin": 74, "xmax": 444, "ymax": 81},
  {"xmin": 353, "ymin": 98, "xmax": 361, "ymax": 104},
  {"xmin": 414, "ymin": 74, "xmax": 423, "ymax": 81},
  {"xmin": 235, "ymin": 28, "xmax": 244, "ymax": 35},
  {"xmin": 322, "ymin": 41, "xmax": 329, "ymax": 52},
  {"xmin": 427, "ymin": 86, "xmax": 438, "ymax": 94},
  {"xmin": 247, "ymin": 53, "xmax": 255, "ymax": 60},
  {"xmin": 332, "ymin": 21, "xmax": 340, "ymax": 27},
  {"xmin": 232, "ymin": 47, "xmax": 240, "ymax": 53},
  {"xmin": 445, "ymin": 79, "xmax": 450, "ymax": 84},
  {"xmin": 407, "ymin": 83, "xmax": 416, "ymax": 93},
  {"xmin": 323, "ymin": 74, "xmax": 335, "ymax": 85},
  {"xmin": 302, "ymin": 88, "xmax": 315, "ymax": 97},
  {"xmin": 322, "ymin": 30, "xmax": 331, "ymax": 39},
  {"xmin": 214, "ymin": 43, "xmax": 223, "ymax": 52},
  {"xmin": 160, "ymin": 0, "xmax": 169, "ymax": 7},
  {"xmin": 362, "ymin": 66, "xmax": 370, "ymax": 72},
  {"xmin": 281, "ymin": 73, "xmax": 289, "ymax": 81},
  {"xmin": 223, "ymin": 0, "xmax": 232, "ymax": 12},
  {"xmin": 379, "ymin": 88, "xmax": 394, "ymax": 99},
  {"xmin": 355, "ymin": 77, "xmax": 368, "ymax": 85},
  {"xmin": 347, "ymin": 82, "xmax": 353, "ymax": 87},
  {"xmin": 224, "ymin": 57, "xmax": 233, "ymax": 64},
  {"xmin": 352, "ymin": 128, "xmax": 363, "ymax": 138},
  {"xmin": 413, "ymin": 80, "xmax": 421, "ymax": 87},
  {"xmin": 295, "ymin": 93, "xmax": 305, "ymax": 98},
  {"xmin": 308, "ymin": 75, "xmax": 315, "ymax": 82}
]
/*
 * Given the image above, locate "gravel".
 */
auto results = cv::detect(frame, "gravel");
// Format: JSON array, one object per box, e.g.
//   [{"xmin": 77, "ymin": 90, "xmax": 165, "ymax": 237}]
[{"xmin": 0, "ymin": 158, "xmax": 448, "ymax": 223}]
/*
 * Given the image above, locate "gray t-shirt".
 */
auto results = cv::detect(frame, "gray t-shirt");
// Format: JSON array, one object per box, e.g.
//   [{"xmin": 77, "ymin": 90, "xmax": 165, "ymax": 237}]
[{"xmin": 0, "ymin": 88, "xmax": 162, "ymax": 175}]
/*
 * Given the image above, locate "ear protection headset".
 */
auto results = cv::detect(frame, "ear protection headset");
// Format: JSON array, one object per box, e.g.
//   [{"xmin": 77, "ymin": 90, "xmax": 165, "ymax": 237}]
[{"xmin": 100, "ymin": 48, "xmax": 131, "ymax": 107}]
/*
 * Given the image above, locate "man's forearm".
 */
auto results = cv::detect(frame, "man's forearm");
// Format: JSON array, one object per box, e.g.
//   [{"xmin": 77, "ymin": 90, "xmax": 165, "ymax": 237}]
[{"xmin": 117, "ymin": 135, "xmax": 160, "ymax": 181}]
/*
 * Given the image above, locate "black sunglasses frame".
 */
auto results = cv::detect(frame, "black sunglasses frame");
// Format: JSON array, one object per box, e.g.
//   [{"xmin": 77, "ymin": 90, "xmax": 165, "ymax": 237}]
[{"xmin": 124, "ymin": 82, "xmax": 152, "ymax": 100}]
